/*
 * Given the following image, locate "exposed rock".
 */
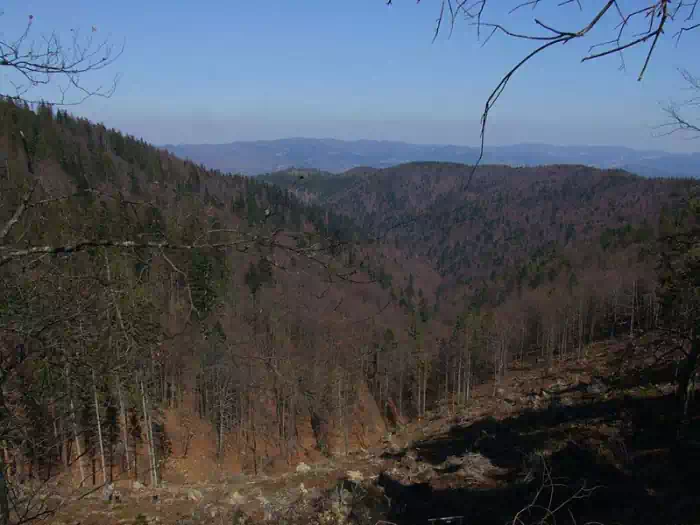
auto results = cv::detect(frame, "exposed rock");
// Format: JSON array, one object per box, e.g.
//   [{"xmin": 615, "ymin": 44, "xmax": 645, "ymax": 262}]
[
  {"xmin": 414, "ymin": 466, "xmax": 437, "ymax": 482},
  {"xmin": 444, "ymin": 455, "xmax": 465, "ymax": 467},
  {"xmin": 187, "ymin": 488, "xmax": 202, "ymax": 502},
  {"xmin": 306, "ymin": 487, "xmax": 323, "ymax": 501},
  {"xmin": 228, "ymin": 473, "xmax": 248, "ymax": 485},
  {"xmin": 587, "ymin": 377, "xmax": 608, "ymax": 395},
  {"xmin": 228, "ymin": 507, "xmax": 250, "ymax": 525},
  {"xmin": 102, "ymin": 483, "xmax": 115, "ymax": 502},
  {"xmin": 385, "ymin": 443, "xmax": 402, "ymax": 455},
  {"xmin": 346, "ymin": 470, "xmax": 364, "ymax": 482},
  {"xmin": 256, "ymin": 495, "xmax": 273, "ymax": 521},
  {"xmin": 336, "ymin": 487, "xmax": 353, "ymax": 506},
  {"xmin": 296, "ymin": 462, "xmax": 312, "ymax": 474},
  {"xmin": 400, "ymin": 454, "xmax": 417, "ymax": 470},
  {"xmin": 227, "ymin": 490, "xmax": 246, "ymax": 506},
  {"xmin": 455, "ymin": 452, "xmax": 508, "ymax": 485},
  {"xmin": 204, "ymin": 503, "xmax": 225, "ymax": 518},
  {"xmin": 384, "ymin": 466, "xmax": 410, "ymax": 485},
  {"xmin": 132, "ymin": 481, "xmax": 145, "ymax": 491},
  {"xmin": 551, "ymin": 379, "xmax": 568, "ymax": 392},
  {"xmin": 560, "ymin": 396, "xmax": 574, "ymax": 407}
]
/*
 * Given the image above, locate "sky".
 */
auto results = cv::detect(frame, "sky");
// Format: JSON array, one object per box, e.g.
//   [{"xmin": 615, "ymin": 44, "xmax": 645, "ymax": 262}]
[{"xmin": 2, "ymin": 0, "xmax": 700, "ymax": 152}]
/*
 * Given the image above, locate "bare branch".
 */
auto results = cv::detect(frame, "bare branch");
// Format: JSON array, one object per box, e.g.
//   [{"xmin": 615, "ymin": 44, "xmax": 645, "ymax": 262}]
[
  {"xmin": 0, "ymin": 14, "xmax": 123, "ymax": 105},
  {"xmin": 0, "ymin": 179, "xmax": 38, "ymax": 242},
  {"xmin": 659, "ymin": 68, "xmax": 700, "ymax": 138},
  {"xmin": 388, "ymin": 0, "xmax": 699, "ymax": 178}
]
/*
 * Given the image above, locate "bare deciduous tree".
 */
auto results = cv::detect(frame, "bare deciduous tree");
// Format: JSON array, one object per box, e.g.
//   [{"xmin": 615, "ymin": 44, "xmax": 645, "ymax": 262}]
[
  {"xmin": 0, "ymin": 12, "xmax": 123, "ymax": 105},
  {"xmin": 389, "ymin": 0, "xmax": 699, "ymax": 171},
  {"xmin": 662, "ymin": 69, "xmax": 700, "ymax": 138}
]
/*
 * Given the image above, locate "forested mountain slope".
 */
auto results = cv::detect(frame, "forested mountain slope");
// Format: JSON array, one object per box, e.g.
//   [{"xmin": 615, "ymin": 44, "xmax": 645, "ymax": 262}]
[
  {"xmin": 2, "ymin": 100, "xmax": 700, "ymax": 525},
  {"xmin": 263, "ymin": 163, "xmax": 699, "ymax": 393},
  {"xmin": 0, "ymin": 99, "xmax": 425, "ymax": 501},
  {"xmin": 262, "ymin": 162, "xmax": 694, "ymax": 296}
]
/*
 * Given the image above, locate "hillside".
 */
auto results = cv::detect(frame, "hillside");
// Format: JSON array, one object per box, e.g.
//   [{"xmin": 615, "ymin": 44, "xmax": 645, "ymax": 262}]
[
  {"xmin": 0, "ymin": 100, "xmax": 426, "ymax": 506},
  {"xmin": 262, "ymin": 162, "xmax": 694, "ymax": 306},
  {"xmin": 2, "ymin": 100, "xmax": 700, "ymax": 525},
  {"xmin": 162, "ymin": 138, "xmax": 700, "ymax": 178},
  {"xmin": 45, "ymin": 332, "xmax": 700, "ymax": 525}
]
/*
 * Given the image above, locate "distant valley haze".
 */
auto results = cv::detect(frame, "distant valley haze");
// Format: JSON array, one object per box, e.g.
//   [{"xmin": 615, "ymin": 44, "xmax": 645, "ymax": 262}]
[
  {"xmin": 161, "ymin": 137, "xmax": 700, "ymax": 178},
  {"xmin": 29, "ymin": 0, "xmax": 696, "ymax": 163}
]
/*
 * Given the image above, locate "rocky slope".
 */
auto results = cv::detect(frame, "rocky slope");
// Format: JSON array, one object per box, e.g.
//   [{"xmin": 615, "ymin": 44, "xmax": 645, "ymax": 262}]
[{"xmin": 47, "ymin": 332, "xmax": 699, "ymax": 525}]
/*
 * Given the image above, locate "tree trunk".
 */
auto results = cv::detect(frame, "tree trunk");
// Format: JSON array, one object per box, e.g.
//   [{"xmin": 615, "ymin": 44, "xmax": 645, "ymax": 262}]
[
  {"xmin": 140, "ymin": 381, "xmax": 157, "ymax": 487},
  {"xmin": 465, "ymin": 349, "xmax": 472, "ymax": 403},
  {"xmin": 0, "ymin": 456, "xmax": 8, "ymax": 525},
  {"xmin": 71, "ymin": 397, "xmax": 86, "ymax": 486},
  {"xmin": 116, "ymin": 377, "xmax": 130, "ymax": 476},
  {"xmin": 0, "ymin": 387, "xmax": 9, "ymax": 525},
  {"xmin": 630, "ymin": 279, "xmax": 636, "ymax": 337},
  {"xmin": 444, "ymin": 357, "xmax": 449, "ymax": 411},
  {"xmin": 60, "ymin": 415, "xmax": 69, "ymax": 469},
  {"xmin": 382, "ymin": 368, "xmax": 391, "ymax": 417},
  {"xmin": 398, "ymin": 350, "xmax": 404, "ymax": 419},
  {"xmin": 423, "ymin": 359, "xmax": 428, "ymax": 416},
  {"xmin": 578, "ymin": 297, "xmax": 584, "ymax": 359},
  {"xmin": 93, "ymin": 370, "xmax": 107, "ymax": 485},
  {"xmin": 69, "ymin": 373, "xmax": 86, "ymax": 487},
  {"xmin": 677, "ymin": 338, "xmax": 699, "ymax": 435},
  {"xmin": 612, "ymin": 287, "xmax": 618, "ymax": 338},
  {"xmin": 251, "ymin": 396, "xmax": 258, "ymax": 475},
  {"xmin": 51, "ymin": 400, "xmax": 62, "ymax": 470},
  {"xmin": 339, "ymin": 375, "xmax": 348, "ymax": 456},
  {"xmin": 454, "ymin": 355, "xmax": 460, "ymax": 411},
  {"xmin": 218, "ymin": 385, "xmax": 224, "ymax": 460}
]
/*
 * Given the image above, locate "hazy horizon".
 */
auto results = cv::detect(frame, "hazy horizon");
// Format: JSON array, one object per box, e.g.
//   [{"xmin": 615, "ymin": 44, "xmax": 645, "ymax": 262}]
[
  {"xmin": 157, "ymin": 135, "xmax": 691, "ymax": 156},
  {"xmin": 76, "ymin": 113, "xmax": 700, "ymax": 155},
  {"xmin": 7, "ymin": 0, "xmax": 698, "ymax": 153}
]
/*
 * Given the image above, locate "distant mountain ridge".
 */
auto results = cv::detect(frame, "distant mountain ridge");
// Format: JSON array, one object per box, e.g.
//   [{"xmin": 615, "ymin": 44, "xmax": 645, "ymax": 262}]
[{"xmin": 162, "ymin": 138, "xmax": 700, "ymax": 178}]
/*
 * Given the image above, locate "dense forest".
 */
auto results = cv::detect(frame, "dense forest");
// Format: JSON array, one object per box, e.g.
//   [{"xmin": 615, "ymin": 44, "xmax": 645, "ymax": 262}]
[
  {"xmin": 263, "ymin": 163, "xmax": 700, "ymax": 416},
  {"xmin": 2, "ymin": 99, "xmax": 700, "ymax": 524},
  {"xmin": 0, "ymin": 98, "xmax": 410, "ymax": 506}
]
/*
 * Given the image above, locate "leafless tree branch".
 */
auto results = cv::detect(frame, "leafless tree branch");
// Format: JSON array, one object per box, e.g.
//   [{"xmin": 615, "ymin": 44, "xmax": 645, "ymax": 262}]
[
  {"xmin": 658, "ymin": 69, "xmax": 700, "ymax": 138},
  {"xmin": 0, "ymin": 13, "xmax": 123, "ymax": 105},
  {"xmin": 387, "ymin": 0, "xmax": 699, "ymax": 177}
]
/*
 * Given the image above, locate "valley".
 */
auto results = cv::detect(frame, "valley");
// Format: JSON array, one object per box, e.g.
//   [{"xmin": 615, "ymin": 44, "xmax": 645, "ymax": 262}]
[
  {"xmin": 2, "ymin": 1, "xmax": 700, "ymax": 523},
  {"xmin": 2, "ymin": 97, "xmax": 700, "ymax": 525}
]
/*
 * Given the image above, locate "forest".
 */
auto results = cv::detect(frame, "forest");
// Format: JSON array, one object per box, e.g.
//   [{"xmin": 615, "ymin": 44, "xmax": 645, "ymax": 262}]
[{"xmin": 1, "ymin": 97, "xmax": 700, "ymax": 524}]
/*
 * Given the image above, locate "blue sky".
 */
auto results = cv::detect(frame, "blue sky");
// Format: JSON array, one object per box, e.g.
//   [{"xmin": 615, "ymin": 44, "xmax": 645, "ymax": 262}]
[{"xmin": 2, "ymin": 0, "xmax": 699, "ymax": 152}]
